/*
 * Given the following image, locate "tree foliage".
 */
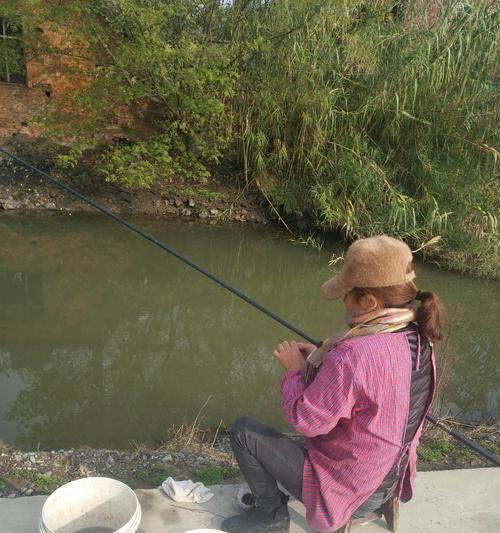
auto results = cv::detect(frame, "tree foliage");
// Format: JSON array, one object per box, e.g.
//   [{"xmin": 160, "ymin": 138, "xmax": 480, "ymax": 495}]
[
  {"xmin": 88, "ymin": 0, "xmax": 237, "ymax": 187},
  {"xmin": 4, "ymin": 0, "xmax": 237, "ymax": 187}
]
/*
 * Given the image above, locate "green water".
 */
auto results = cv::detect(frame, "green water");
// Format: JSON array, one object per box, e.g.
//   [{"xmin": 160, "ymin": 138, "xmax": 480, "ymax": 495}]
[{"xmin": 0, "ymin": 213, "xmax": 498, "ymax": 449}]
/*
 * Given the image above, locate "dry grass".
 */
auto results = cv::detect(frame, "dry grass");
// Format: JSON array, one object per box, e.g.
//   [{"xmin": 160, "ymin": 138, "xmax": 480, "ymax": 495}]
[
  {"xmin": 423, "ymin": 417, "xmax": 499, "ymax": 441},
  {"xmin": 422, "ymin": 415, "xmax": 500, "ymax": 457},
  {"xmin": 0, "ymin": 440, "xmax": 9, "ymax": 454},
  {"xmin": 430, "ymin": 418, "xmax": 500, "ymax": 442},
  {"xmin": 419, "ymin": 417, "xmax": 500, "ymax": 469},
  {"xmin": 130, "ymin": 397, "xmax": 233, "ymax": 463},
  {"xmin": 163, "ymin": 400, "xmax": 230, "ymax": 460}
]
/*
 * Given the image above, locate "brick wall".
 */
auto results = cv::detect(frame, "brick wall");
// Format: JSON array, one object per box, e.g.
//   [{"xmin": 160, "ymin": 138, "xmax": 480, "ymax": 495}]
[
  {"xmin": 0, "ymin": 21, "xmax": 127, "ymax": 142},
  {"xmin": 0, "ymin": 83, "xmax": 47, "ymax": 138}
]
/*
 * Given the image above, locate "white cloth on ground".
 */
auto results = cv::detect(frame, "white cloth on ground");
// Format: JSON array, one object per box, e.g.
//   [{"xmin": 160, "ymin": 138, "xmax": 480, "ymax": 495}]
[{"xmin": 161, "ymin": 477, "xmax": 214, "ymax": 503}]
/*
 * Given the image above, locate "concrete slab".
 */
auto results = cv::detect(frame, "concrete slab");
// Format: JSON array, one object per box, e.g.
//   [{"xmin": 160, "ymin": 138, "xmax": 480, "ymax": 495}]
[{"xmin": 1, "ymin": 468, "xmax": 499, "ymax": 532}]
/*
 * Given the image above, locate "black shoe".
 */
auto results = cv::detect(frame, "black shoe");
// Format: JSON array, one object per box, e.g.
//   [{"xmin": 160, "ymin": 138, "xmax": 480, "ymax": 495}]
[{"xmin": 221, "ymin": 493, "xmax": 290, "ymax": 533}]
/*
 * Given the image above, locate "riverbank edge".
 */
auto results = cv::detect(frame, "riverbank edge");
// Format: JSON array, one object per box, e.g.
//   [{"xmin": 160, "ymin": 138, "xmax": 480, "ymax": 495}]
[
  {"xmin": 1, "ymin": 420, "xmax": 498, "ymax": 499},
  {"xmin": 0, "ymin": 143, "xmax": 271, "ymax": 226},
  {"xmin": 1, "ymin": 142, "xmax": 499, "ymax": 280}
]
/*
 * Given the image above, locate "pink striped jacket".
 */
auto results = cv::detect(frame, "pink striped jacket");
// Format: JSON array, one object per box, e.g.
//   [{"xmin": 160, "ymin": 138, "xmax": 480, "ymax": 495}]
[{"xmin": 280, "ymin": 332, "xmax": 435, "ymax": 532}]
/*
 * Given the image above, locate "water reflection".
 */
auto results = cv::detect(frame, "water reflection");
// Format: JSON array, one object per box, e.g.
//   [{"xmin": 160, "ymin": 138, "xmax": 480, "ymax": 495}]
[
  {"xmin": 0, "ymin": 214, "xmax": 498, "ymax": 449},
  {"xmin": 0, "ymin": 271, "xmax": 43, "ymax": 310}
]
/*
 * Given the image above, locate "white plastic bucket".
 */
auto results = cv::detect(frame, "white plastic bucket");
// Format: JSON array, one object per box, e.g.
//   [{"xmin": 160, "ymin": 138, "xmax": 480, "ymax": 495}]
[{"xmin": 39, "ymin": 477, "xmax": 141, "ymax": 533}]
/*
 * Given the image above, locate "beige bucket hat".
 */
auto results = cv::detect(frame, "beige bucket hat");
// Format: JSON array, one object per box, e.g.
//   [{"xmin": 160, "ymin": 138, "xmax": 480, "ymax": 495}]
[{"xmin": 322, "ymin": 235, "xmax": 415, "ymax": 300}]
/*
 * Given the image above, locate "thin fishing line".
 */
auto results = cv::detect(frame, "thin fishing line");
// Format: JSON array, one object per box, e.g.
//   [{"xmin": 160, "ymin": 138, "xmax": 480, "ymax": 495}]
[{"xmin": 1, "ymin": 147, "xmax": 499, "ymax": 468}]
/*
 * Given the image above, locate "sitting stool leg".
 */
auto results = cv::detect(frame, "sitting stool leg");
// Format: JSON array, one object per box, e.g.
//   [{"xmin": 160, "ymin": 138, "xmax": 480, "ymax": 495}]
[
  {"xmin": 332, "ymin": 520, "xmax": 351, "ymax": 533},
  {"xmin": 380, "ymin": 496, "xmax": 400, "ymax": 533}
]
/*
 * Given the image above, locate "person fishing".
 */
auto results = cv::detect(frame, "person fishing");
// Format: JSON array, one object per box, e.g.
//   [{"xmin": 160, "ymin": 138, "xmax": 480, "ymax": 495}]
[{"xmin": 221, "ymin": 235, "xmax": 444, "ymax": 533}]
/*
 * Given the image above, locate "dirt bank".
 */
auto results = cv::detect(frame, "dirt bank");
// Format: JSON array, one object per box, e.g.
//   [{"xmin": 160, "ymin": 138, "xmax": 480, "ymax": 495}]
[
  {"xmin": 0, "ymin": 142, "xmax": 270, "ymax": 225},
  {"xmin": 0, "ymin": 440, "xmax": 239, "ymax": 498}
]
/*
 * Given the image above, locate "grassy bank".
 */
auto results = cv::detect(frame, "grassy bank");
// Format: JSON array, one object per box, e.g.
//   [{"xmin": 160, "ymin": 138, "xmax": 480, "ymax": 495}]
[{"xmin": 417, "ymin": 419, "xmax": 500, "ymax": 471}]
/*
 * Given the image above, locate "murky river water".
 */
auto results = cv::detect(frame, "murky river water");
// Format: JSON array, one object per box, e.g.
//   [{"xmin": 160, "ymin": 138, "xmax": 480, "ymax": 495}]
[{"xmin": 0, "ymin": 213, "xmax": 498, "ymax": 449}]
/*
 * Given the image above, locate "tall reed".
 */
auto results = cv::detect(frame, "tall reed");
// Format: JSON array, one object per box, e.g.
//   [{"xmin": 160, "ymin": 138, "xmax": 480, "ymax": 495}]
[{"xmin": 234, "ymin": 0, "xmax": 499, "ymax": 276}]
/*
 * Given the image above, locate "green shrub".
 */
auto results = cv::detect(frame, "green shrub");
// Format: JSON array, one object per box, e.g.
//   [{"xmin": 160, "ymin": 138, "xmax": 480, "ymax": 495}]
[{"xmin": 9, "ymin": 0, "xmax": 237, "ymax": 188}]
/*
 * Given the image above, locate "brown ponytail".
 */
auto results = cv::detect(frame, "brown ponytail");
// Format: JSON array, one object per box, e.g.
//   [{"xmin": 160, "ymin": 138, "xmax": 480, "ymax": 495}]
[
  {"xmin": 350, "ymin": 285, "xmax": 445, "ymax": 342},
  {"xmin": 414, "ymin": 290, "xmax": 445, "ymax": 342}
]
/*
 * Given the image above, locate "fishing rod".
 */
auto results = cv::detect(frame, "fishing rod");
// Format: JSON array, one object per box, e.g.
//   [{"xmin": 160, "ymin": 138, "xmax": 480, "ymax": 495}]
[
  {"xmin": 0, "ymin": 148, "xmax": 316, "ymax": 345},
  {"xmin": 426, "ymin": 414, "xmax": 500, "ymax": 467},
  {"xmin": 1, "ymin": 147, "xmax": 499, "ymax": 468}
]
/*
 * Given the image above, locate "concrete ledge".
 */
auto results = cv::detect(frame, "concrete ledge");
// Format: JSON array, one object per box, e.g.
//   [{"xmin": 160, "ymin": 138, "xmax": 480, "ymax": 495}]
[{"xmin": 1, "ymin": 468, "xmax": 499, "ymax": 532}]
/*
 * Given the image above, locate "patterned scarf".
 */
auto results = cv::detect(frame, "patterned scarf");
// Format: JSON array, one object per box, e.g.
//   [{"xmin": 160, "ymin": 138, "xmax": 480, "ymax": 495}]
[{"xmin": 304, "ymin": 307, "xmax": 415, "ymax": 383}]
